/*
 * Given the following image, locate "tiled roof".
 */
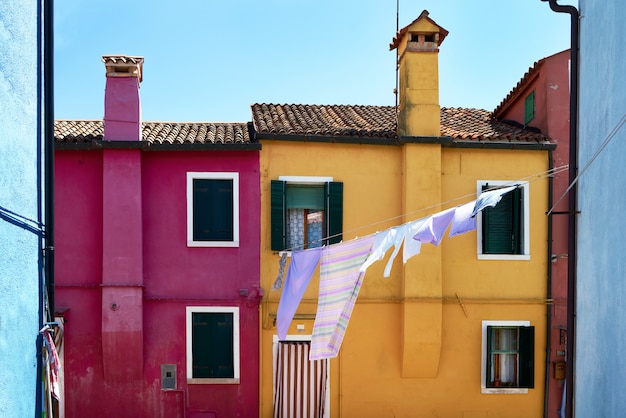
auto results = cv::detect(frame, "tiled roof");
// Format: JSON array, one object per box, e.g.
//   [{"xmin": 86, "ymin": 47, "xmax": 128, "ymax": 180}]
[
  {"xmin": 54, "ymin": 120, "xmax": 252, "ymax": 145},
  {"xmin": 251, "ymin": 103, "xmax": 550, "ymax": 145},
  {"xmin": 250, "ymin": 103, "xmax": 396, "ymax": 139}
]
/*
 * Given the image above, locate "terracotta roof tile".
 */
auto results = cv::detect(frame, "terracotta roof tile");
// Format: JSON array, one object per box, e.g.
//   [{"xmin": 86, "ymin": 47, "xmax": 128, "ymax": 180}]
[
  {"xmin": 251, "ymin": 103, "xmax": 550, "ymax": 144},
  {"xmin": 54, "ymin": 120, "xmax": 252, "ymax": 145},
  {"xmin": 251, "ymin": 103, "xmax": 396, "ymax": 139}
]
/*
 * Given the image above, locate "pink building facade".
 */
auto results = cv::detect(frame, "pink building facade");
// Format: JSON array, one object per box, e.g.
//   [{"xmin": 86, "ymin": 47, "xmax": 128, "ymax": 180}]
[
  {"xmin": 54, "ymin": 56, "xmax": 261, "ymax": 417},
  {"xmin": 494, "ymin": 49, "xmax": 571, "ymax": 418}
]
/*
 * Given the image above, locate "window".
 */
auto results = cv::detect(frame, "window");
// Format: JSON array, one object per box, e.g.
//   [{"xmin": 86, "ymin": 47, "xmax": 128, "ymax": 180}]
[
  {"xmin": 187, "ymin": 172, "xmax": 239, "ymax": 247},
  {"xmin": 524, "ymin": 90, "xmax": 535, "ymax": 125},
  {"xmin": 271, "ymin": 176, "xmax": 343, "ymax": 251},
  {"xmin": 186, "ymin": 306, "xmax": 240, "ymax": 384},
  {"xmin": 477, "ymin": 181, "xmax": 529, "ymax": 260},
  {"xmin": 481, "ymin": 321, "xmax": 534, "ymax": 393}
]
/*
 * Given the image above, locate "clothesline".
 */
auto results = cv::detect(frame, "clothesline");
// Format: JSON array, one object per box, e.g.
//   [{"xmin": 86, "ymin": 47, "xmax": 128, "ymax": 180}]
[
  {"xmin": 279, "ymin": 164, "xmax": 569, "ymax": 253},
  {"xmin": 272, "ymin": 183, "xmax": 533, "ymax": 360}
]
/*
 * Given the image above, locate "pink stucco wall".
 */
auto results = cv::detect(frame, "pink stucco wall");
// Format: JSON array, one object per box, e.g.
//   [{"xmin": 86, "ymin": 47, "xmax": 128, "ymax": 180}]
[{"xmin": 55, "ymin": 148, "xmax": 260, "ymax": 417}]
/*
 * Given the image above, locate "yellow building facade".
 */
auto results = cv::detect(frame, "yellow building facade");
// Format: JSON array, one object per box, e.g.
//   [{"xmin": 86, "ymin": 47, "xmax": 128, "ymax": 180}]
[{"xmin": 255, "ymin": 11, "xmax": 554, "ymax": 418}]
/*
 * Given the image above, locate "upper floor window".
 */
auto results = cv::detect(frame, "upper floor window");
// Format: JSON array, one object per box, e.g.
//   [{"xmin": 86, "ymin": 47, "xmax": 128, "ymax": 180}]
[
  {"xmin": 524, "ymin": 90, "xmax": 535, "ymax": 125},
  {"xmin": 187, "ymin": 172, "xmax": 239, "ymax": 247},
  {"xmin": 477, "ymin": 181, "xmax": 530, "ymax": 260},
  {"xmin": 271, "ymin": 176, "xmax": 343, "ymax": 251},
  {"xmin": 482, "ymin": 320, "xmax": 534, "ymax": 393}
]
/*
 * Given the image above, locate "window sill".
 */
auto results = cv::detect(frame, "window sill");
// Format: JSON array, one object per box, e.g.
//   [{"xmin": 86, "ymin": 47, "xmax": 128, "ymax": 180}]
[
  {"xmin": 187, "ymin": 241, "xmax": 240, "ymax": 248},
  {"xmin": 477, "ymin": 254, "xmax": 530, "ymax": 261},
  {"xmin": 482, "ymin": 387, "xmax": 528, "ymax": 395},
  {"xmin": 187, "ymin": 378, "xmax": 240, "ymax": 385}
]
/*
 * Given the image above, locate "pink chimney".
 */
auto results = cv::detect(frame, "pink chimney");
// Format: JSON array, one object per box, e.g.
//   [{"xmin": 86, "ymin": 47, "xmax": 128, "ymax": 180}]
[{"xmin": 102, "ymin": 55, "xmax": 144, "ymax": 141}]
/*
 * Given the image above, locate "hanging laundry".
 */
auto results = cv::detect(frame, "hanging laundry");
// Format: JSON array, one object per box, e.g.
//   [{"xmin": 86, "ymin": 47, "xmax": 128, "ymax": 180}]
[
  {"xmin": 359, "ymin": 227, "xmax": 402, "ymax": 274},
  {"xmin": 276, "ymin": 247, "xmax": 323, "ymax": 340},
  {"xmin": 413, "ymin": 207, "xmax": 456, "ymax": 246},
  {"xmin": 449, "ymin": 201, "xmax": 477, "ymax": 237},
  {"xmin": 310, "ymin": 235, "xmax": 375, "ymax": 360},
  {"xmin": 272, "ymin": 252, "xmax": 288, "ymax": 291},
  {"xmin": 381, "ymin": 218, "xmax": 429, "ymax": 277},
  {"xmin": 42, "ymin": 327, "xmax": 61, "ymax": 400},
  {"xmin": 471, "ymin": 185, "xmax": 517, "ymax": 217}
]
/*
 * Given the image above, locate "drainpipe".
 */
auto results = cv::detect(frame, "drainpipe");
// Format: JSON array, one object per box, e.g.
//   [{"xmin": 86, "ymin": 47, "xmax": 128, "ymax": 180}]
[
  {"xmin": 545, "ymin": 150, "xmax": 554, "ymax": 418},
  {"xmin": 44, "ymin": 0, "xmax": 55, "ymax": 319},
  {"xmin": 540, "ymin": 2, "xmax": 579, "ymax": 417}
]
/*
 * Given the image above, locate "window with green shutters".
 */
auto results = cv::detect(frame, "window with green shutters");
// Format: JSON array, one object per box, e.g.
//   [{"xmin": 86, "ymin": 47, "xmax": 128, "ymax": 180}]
[
  {"xmin": 482, "ymin": 184, "xmax": 522, "ymax": 254},
  {"xmin": 477, "ymin": 181, "xmax": 529, "ymax": 259},
  {"xmin": 186, "ymin": 306, "xmax": 240, "ymax": 383},
  {"xmin": 486, "ymin": 325, "xmax": 535, "ymax": 389},
  {"xmin": 524, "ymin": 90, "xmax": 535, "ymax": 125},
  {"xmin": 271, "ymin": 178, "xmax": 343, "ymax": 251}
]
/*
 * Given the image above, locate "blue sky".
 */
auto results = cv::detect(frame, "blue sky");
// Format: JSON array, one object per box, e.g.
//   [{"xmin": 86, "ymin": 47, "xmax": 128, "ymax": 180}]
[{"xmin": 54, "ymin": 0, "xmax": 576, "ymax": 122}]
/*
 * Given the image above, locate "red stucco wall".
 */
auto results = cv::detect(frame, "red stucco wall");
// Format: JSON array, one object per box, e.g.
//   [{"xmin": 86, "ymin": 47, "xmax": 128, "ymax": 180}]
[{"xmin": 55, "ymin": 148, "xmax": 260, "ymax": 417}]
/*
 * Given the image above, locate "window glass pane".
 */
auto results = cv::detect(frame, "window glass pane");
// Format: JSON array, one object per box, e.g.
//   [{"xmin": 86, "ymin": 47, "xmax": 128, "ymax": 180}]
[
  {"xmin": 287, "ymin": 209, "xmax": 324, "ymax": 250},
  {"xmin": 192, "ymin": 312, "xmax": 234, "ymax": 378},
  {"xmin": 286, "ymin": 185, "xmax": 324, "ymax": 210},
  {"xmin": 193, "ymin": 179, "xmax": 234, "ymax": 241},
  {"xmin": 488, "ymin": 327, "xmax": 520, "ymax": 387}
]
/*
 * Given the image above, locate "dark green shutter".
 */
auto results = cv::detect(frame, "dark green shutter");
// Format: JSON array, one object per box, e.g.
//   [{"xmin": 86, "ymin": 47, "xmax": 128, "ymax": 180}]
[
  {"xmin": 486, "ymin": 326, "xmax": 494, "ymax": 388},
  {"xmin": 518, "ymin": 326, "xmax": 535, "ymax": 388},
  {"xmin": 524, "ymin": 91, "xmax": 535, "ymax": 125},
  {"xmin": 482, "ymin": 185, "xmax": 522, "ymax": 254},
  {"xmin": 325, "ymin": 182, "xmax": 343, "ymax": 245},
  {"xmin": 192, "ymin": 312, "xmax": 234, "ymax": 378},
  {"xmin": 271, "ymin": 180, "xmax": 286, "ymax": 251},
  {"xmin": 193, "ymin": 179, "xmax": 234, "ymax": 241}
]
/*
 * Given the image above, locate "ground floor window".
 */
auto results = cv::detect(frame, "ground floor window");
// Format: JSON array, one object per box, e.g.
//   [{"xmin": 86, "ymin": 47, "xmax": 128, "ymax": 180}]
[
  {"xmin": 482, "ymin": 320, "xmax": 534, "ymax": 393},
  {"xmin": 186, "ymin": 306, "xmax": 240, "ymax": 384}
]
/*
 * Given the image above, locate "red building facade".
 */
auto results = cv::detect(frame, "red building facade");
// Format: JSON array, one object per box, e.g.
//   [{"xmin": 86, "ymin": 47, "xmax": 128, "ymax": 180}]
[{"xmin": 54, "ymin": 56, "xmax": 261, "ymax": 417}]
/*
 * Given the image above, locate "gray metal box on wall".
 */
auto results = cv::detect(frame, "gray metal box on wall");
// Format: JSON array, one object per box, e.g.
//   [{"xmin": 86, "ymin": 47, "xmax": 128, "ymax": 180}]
[{"xmin": 161, "ymin": 364, "xmax": 177, "ymax": 390}]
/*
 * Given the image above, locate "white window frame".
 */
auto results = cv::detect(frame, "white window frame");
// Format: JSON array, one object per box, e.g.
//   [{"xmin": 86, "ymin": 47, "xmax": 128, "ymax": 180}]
[
  {"xmin": 186, "ymin": 306, "xmax": 240, "ymax": 384},
  {"xmin": 476, "ymin": 180, "xmax": 530, "ymax": 260},
  {"xmin": 481, "ymin": 320, "xmax": 530, "ymax": 394},
  {"xmin": 186, "ymin": 172, "xmax": 239, "ymax": 247}
]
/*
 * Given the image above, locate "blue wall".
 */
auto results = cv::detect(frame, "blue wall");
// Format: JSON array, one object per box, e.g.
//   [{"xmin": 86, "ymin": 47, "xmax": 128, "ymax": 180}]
[
  {"xmin": 0, "ymin": 2, "xmax": 43, "ymax": 417},
  {"xmin": 576, "ymin": 0, "xmax": 626, "ymax": 415}
]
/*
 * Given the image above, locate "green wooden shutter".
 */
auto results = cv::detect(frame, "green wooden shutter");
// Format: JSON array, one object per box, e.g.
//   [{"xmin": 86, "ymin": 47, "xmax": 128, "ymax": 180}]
[
  {"xmin": 524, "ymin": 91, "xmax": 535, "ymax": 125},
  {"xmin": 482, "ymin": 185, "xmax": 522, "ymax": 254},
  {"xmin": 325, "ymin": 182, "xmax": 343, "ymax": 245},
  {"xmin": 193, "ymin": 179, "xmax": 234, "ymax": 241},
  {"xmin": 486, "ymin": 326, "xmax": 494, "ymax": 388},
  {"xmin": 192, "ymin": 312, "xmax": 234, "ymax": 378},
  {"xmin": 271, "ymin": 180, "xmax": 286, "ymax": 251},
  {"xmin": 518, "ymin": 326, "xmax": 535, "ymax": 388}
]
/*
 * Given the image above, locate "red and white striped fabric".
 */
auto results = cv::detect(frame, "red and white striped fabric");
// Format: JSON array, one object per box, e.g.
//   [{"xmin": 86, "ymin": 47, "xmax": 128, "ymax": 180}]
[{"xmin": 273, "ymin": 341, "xmax": 327, "ymax": 418}]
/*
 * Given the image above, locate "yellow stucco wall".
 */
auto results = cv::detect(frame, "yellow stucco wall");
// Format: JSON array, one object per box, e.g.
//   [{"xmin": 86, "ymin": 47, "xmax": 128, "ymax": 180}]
[{"xmin": 259, "ymin": 140, "xmax": 549, "ymax": 417}]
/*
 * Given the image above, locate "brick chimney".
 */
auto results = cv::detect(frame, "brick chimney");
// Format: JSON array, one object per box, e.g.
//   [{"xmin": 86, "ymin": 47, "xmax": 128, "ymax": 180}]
[
  {"xmin": 102, "ymin": 55, "xmax": 144, "ymax": 141},
  {"xmin": 390, "ymin": 11, "xmax": 448, "ymax": 137}
]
